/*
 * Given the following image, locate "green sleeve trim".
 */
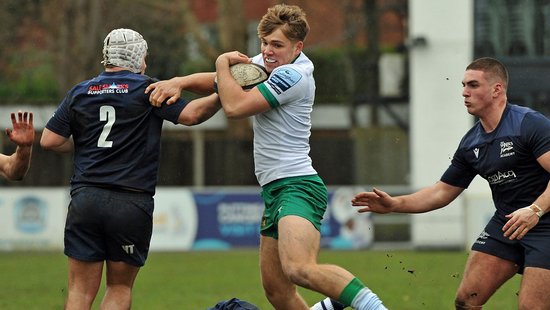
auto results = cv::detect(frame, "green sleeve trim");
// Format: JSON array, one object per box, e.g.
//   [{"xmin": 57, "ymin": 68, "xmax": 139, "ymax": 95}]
[{"xmin": 257, "ymin": 83, "xmax": 279, "ymax": 108}]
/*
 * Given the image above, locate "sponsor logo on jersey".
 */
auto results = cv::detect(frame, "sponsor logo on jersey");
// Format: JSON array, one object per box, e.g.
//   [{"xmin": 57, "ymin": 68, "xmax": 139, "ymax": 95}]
[
  {"xmin": 473, "ymin": 148, "xmax": 480, "ymax": 158},
  {"xmin": 500, "ymin": 141, "xmax": 515, "ymax": 158},
  {"xmin": 267, "ymin": 68, "xmax": 302, "ymax": 95},
  {"xmin": 87, "ymin": 82, "xmax": 129, "ymax": 95},
  {"xmin": 487, "ymin": 170, "xmax": 517, "ymax": 185}
]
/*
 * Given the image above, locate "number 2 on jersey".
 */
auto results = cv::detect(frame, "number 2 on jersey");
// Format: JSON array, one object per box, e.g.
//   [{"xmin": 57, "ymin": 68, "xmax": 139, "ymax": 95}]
[{"xmin": 98, "ymin": 105, "xmax": 115, "ymax": 147}]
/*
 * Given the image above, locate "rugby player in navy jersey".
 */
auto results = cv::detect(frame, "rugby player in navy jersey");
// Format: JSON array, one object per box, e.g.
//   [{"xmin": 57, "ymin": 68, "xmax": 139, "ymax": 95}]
[
  {"xmin": 0, "ymin": 111, "xmax": 34, "ymax": 181},
  {"xmin": 352, "ymin": 57, "xmax": 550, "ymax": 309},
  {"xmin": 40, "ymin": 28, "xmax": 220, "ymax": 310}
]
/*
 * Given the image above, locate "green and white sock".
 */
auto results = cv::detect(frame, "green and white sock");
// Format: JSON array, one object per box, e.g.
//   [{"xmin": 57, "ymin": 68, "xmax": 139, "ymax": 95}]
[{"xmin": 351, "ymin": 287, "xmax": 387, "ymax": 310}]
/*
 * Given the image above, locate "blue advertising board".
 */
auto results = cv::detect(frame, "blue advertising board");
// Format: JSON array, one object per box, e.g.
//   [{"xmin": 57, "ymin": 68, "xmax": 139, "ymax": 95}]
[{"xmin": 185, "ymin": 187, "xmax": 373, "ymax": 250}]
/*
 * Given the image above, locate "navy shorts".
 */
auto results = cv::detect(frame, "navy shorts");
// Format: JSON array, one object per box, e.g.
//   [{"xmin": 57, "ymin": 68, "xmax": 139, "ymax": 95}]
[
  {"xmin": 471, "ymin": 215, "xmax": 550, "ymax": 273},
  {"xmin": 64, "ymin": 186, "xmax": 154, "ymax": 267}
]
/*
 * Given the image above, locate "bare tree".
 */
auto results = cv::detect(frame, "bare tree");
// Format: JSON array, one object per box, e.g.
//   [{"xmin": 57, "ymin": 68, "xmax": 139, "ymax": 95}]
[
  {"xmin": 43, "ymin": 0, "xmax": 103, "ymax": 93},
  {"xmin": 217, "ymin": 0, "xmax": 247, "ymax": 52},
  {"xmin": 179, "ymin": 0, "xmax": 220, "ymax": 62}
]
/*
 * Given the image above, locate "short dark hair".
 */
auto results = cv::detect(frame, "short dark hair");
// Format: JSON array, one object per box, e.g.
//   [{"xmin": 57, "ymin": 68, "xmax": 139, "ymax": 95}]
[{"xmin": 466, "ymin": 57, "xmax": 509, "ymax": 89}]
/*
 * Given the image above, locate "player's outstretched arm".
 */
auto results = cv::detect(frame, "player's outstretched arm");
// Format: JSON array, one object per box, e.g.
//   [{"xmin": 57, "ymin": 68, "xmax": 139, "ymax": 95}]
[
  {"xmin": 353, "ymin": 181, "xmax": 463, "ymax": 214},
  {"xmin": 0, "ymin": 111, "xmax": 34, "ymax": 181},
  {"xmin": 146, "ymin": 72, "xmax": 217, "ymax": 107},
  {"xmin": 178, "ymin": 93, "xmax": 222, "ymax": 126}
]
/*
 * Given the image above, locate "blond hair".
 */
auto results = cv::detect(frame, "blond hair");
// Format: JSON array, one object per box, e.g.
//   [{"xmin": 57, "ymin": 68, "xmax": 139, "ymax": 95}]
[{"xmin": 257, "ymin": 4, "xmax": 309, "ymax": 42}]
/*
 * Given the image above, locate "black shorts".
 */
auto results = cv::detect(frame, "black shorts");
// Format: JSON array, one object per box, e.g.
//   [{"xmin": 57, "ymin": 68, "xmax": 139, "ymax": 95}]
[
  {"xmin": 471, "ymin": 215, "xmax": 550, "ymax": 273},
  {"xmin": 64, "ymin": 186, "xmax": 154, "ymax": 267}
]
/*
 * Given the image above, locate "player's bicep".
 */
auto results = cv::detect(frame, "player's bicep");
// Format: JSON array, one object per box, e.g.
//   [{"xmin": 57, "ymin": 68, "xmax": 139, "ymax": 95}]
[{"xmin": 433, "ymin": 181, "xmax": 464, "ymax": 205}]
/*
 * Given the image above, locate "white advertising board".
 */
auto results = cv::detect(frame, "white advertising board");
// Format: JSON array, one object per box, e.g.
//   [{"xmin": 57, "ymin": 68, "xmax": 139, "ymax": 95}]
[{"xmin": 0, "ymin": 188, "xmax": 68, "ymax": 250}]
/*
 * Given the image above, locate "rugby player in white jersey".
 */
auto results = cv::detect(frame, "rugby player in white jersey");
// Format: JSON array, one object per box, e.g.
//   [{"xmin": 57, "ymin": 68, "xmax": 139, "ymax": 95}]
[{"xmin": 147, "ymin": 4, "xmax": 386, "ymax": 310}]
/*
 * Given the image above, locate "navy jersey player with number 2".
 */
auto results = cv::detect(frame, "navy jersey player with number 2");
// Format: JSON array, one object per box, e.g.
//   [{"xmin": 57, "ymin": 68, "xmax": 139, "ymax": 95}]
[
  {"xmin": 352, "ymin": 57, "xmax": 550, "ymax": 309},
  {"xmin": 40, "ymin": 28, "xmax": 220, "ymax": 309}
]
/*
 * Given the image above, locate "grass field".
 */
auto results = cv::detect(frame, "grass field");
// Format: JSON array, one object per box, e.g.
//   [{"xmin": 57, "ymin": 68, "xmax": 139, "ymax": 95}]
[{"xmin": 0, "ymin": 249, "xmax": 521, "ymax": 309}]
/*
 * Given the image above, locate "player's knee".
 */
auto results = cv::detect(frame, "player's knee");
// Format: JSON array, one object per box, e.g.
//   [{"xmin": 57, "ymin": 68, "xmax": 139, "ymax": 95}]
[
  {"xmin": 261, "ymin": 275, "xmax": 284, "ymax": 299},
  {"xmin": 283, "ymin": 262, "xmax": 313, "ymax": 288},
  {"xmin": 262, "ymin": 286, "xmax": 279, "ymax": 303},
  {"xmin": 261, "ymin": 279, "xmax": 276, "ymax": 297},
  {"xmin": 262, "ymin": 280, "xmax": 290, "ymax": 304}
]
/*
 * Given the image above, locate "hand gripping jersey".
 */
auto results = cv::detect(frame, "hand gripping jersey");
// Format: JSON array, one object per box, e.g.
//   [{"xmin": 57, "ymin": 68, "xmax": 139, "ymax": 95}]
[
  {"xmin": 251, "ymin": 52, "xmax": 318, "ymax": 186},
  {"xmin": 441, "ymin": 104, "xmax": 550, "ymax": 223},
  {"xmin": 45, "ymin": 70, "xmax": 187, "ymax": 194}
]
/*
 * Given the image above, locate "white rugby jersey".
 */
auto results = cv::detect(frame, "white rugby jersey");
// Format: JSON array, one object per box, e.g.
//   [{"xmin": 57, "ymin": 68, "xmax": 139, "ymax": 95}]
[{"xmin": 251, "ymin": 52, "xmax": 318, "ymax": 186}]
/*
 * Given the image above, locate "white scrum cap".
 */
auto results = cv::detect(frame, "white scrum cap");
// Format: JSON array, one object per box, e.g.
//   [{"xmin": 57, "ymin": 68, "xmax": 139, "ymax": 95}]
[{"xmin": 102, "ymin": 28, "xmax": 148, "ymax": 73}]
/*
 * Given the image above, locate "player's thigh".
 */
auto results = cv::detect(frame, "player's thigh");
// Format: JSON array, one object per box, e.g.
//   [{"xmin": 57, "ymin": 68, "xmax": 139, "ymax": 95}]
[
  {"xmin": 518, "ymin": 267, "xmax": 550, "ymax": 309},
  {"xmin": 67, "ymin": 257, "xmax": 104, "ymax": 292},
  {"xmin": 105, "ymin": 260, "xmax": 140, "ymax": 287},
  {"xmin": 278, "ymin": 215, "xmax": 320, "ymax": 266},
  {"xmin": 456, "ymin": 250, "xmax": 518, "ymax": 303},
  {"xmin": 259, "ymin": 235, "xmax": 292, "ymax": 289},
  {"xmin": 260, "ymin": 235, "xmax": 280, "ymax": 277}
]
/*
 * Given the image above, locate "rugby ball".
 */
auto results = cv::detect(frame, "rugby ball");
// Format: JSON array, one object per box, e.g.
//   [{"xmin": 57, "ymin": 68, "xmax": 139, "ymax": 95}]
[
  {"xmin": 214, "ymin": 63, "xmax": 269, "ymax": 91},
  {"xmin": 230, "ymin": 63, "xmax": 269, "ymax": 89}
]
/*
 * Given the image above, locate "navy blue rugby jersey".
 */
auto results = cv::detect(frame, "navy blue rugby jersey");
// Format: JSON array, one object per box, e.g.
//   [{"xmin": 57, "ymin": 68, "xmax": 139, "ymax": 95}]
[
  {"xmin": 441, "ymin": 104, "xmax": 550, "ymax": 220},
  {"xmin": 45, "ymin": 70, "xmax": 187, "ymax": 194}
]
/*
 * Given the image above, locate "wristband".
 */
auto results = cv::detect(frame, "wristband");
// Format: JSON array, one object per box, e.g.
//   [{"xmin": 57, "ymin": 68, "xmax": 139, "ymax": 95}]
[{"xmin": 529, "ymin": 204, "xmax": 544, "ymax": 218}]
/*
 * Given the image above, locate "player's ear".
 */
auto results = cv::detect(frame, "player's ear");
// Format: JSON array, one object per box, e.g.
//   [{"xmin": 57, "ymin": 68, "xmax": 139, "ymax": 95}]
[
  {"xmin": 493, "ymin": 82, "xmax": 503, "ymax": 98},
  {"xmin": 294, "ymin": 41, "xmax": 304, "ymax": 55}
]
